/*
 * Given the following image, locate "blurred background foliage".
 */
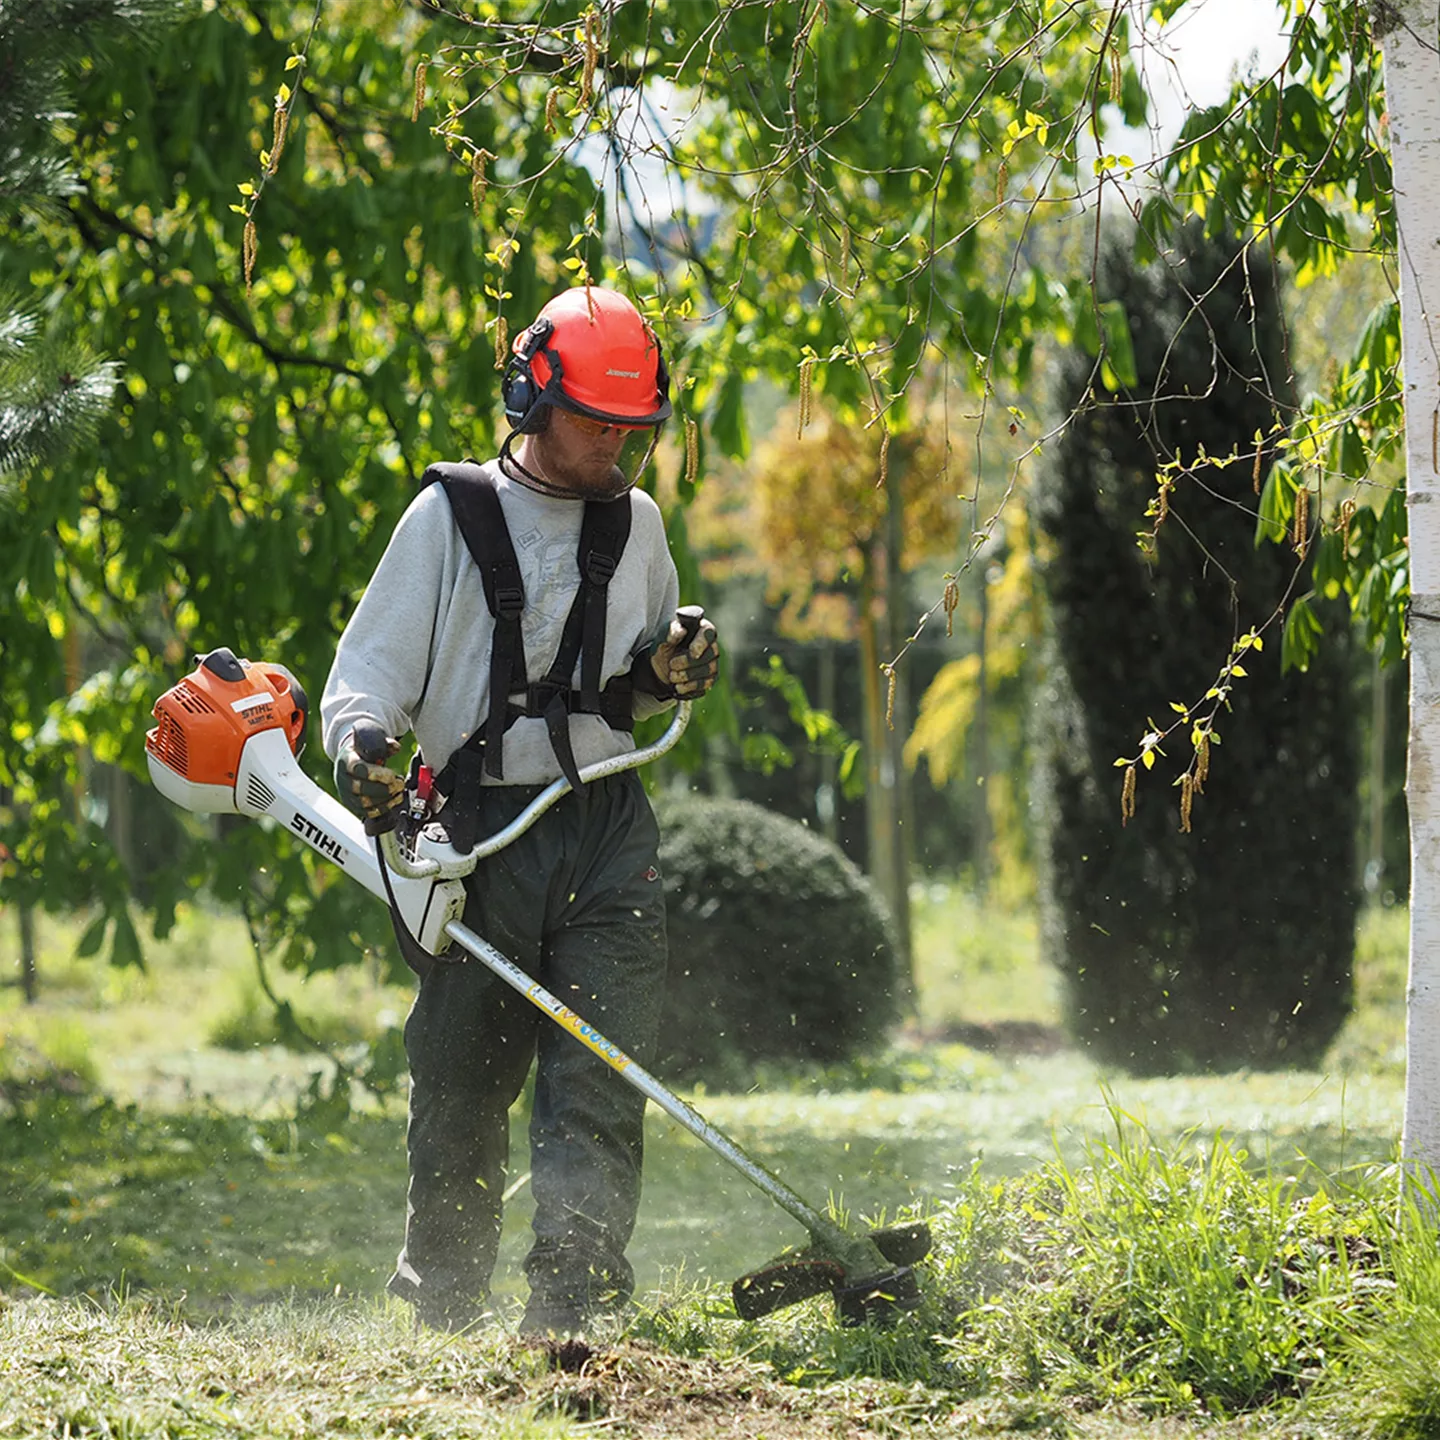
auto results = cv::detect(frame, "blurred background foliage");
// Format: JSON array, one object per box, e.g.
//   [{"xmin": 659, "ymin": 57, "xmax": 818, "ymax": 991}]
[{"xmin": 0, "ymin": 0, "xmax": 1414, "ymax": 1077}]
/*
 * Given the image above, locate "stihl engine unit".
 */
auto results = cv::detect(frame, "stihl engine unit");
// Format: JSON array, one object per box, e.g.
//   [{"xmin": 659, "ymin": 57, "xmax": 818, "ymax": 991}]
[
  {"xmin": 146, "ymin": 643, "xmax": 931, "ymax": 1326},
  {"xmin": 145, "ymin": 646, "xmax": 465, "ymax": 952}
]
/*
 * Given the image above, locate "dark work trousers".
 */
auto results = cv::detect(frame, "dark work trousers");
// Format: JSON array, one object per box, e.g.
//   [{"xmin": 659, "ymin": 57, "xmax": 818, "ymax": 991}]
[{"xmin": 386, "ymin": 770, "xmax": 667, "ymax": 1328}]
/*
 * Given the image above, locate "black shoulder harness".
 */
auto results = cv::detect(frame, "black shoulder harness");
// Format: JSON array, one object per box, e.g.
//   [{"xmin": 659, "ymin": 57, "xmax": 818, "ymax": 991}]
[{"xmin": 420, "ymin": 461, "xmax": 635, "ymax": 845}]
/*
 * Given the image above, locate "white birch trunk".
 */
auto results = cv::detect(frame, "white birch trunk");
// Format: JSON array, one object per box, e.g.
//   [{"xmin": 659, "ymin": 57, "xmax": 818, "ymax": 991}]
[{"xmin": 1386, "ymin": 5, "xmax": 1440, "ymax": 1187}]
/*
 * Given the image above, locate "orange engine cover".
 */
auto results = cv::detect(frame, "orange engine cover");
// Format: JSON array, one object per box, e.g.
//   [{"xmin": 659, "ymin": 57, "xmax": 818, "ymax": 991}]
[{"xmin": 145, "ymin": 647, "xmax": 307, "ymax": 787}]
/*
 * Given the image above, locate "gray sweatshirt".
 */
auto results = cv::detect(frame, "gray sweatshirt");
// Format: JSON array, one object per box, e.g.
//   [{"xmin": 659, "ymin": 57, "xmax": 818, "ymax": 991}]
[{"xmin": 320, "ymin": 461, "xmax": 680, "ymax": 783}]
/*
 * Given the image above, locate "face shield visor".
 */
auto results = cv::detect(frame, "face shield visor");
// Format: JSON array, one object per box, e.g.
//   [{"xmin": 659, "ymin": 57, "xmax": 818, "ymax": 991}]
[{"xmin": 549, "ymin": 405, "xmax": 662, "ymax": 489}]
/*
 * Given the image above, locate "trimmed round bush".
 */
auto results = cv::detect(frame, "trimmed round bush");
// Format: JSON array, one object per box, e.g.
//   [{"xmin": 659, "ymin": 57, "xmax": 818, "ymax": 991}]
[{"xmin": 652, "ymin": 792, "xmax": 899, "ymax": 1082}]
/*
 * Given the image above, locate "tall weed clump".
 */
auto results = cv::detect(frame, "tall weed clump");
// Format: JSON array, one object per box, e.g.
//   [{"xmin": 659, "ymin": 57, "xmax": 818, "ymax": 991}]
[
  {"xmin": 638, "ymin": 1113, "xmax": 1400, "ymax": 1420},
  {"xmin": 1307, "ymin": 1193, "xmax": 1440, "ymax": 1439},
  {"xmin": 928, "ymin": 1114, "xmax": 1388, "ymax": 1412}
]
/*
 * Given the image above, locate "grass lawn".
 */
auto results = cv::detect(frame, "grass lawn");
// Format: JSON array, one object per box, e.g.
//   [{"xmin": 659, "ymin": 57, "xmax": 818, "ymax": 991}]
[{"xmin": 0, "ymin": 886, "xmax": 1416, "ymax": 1437}]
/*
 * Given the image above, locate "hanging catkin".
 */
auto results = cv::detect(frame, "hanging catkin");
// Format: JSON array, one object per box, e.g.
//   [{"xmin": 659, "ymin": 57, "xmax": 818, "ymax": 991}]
[
  {"xmin": 579, "ymin": 10, "xmax": 598, "ymax": 109},
  {"xmin": 470, "ymin": 149, "xmax": 490, "ymax": 215},
  {"xmin": 268, "ymin": 106, "xmax": 289, "ymax": 175},
  {"xmin": 243, "ymin": 219, "xmax": 258, "ymax": 296},
  {"xmin": 942, "ymin": 576, "xmax": 959, "ymax": 637},
  {"xmin": 684, "ymin": 416, "xmax": 699, "ymax": 488},
  {"xmin": 1291, "ymin": 484, "xmax": 1310, "ymax": 558}
]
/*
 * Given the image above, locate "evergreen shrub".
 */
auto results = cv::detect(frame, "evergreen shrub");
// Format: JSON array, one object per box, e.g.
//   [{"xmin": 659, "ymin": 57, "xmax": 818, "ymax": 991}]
[
  {"xmin": 652, "ymin": 792, "xmax": 899, "ymax": 1082},
  {"xmin": 1033, "ymin": 220, "xmax": 1359, "ymax": 1073}
]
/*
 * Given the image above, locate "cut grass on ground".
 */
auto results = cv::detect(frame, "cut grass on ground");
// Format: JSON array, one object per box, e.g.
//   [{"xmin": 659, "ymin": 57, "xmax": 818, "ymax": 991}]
[
  {"xmin": 4, "ymin": 1125, "xmax": 1437, "ymax": 1439},
  {"xmin": 0, "ymin": 1293, "xmax": 1290, "ymax": 1440}
]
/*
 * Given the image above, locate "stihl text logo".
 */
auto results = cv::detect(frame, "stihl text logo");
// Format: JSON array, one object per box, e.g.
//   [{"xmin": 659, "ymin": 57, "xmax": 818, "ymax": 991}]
[{"xmin": 290, "ymin": 812, "xmax": 347, "ymax": 867}]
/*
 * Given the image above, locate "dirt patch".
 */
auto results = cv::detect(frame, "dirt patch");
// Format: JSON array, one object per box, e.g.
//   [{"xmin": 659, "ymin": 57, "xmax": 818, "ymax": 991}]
[
  {"xmin": 512, "ymin": 1336, "xmax": 1082, "ymax": 1440},
  {"xmin": 522, "ymin": 1351, "xmax": 1265, "ymax": 1439},
  {"xmin": 519, "ymin": 1339, "xmax": 1038, "ymax": 1438}
]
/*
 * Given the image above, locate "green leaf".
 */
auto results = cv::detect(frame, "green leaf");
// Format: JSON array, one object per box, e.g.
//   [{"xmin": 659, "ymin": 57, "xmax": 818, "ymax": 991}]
[
  {"xmin": 1311, "ymin": 527, "xmax": 1345, "ymax": 598},
  {"xmin": 75, "ymin": 912, "xmax": 109, "ymax": 959},
  {"xmin": 1254, "ymin": 460, "xmax": 1292, "ymax": 547},
  {"xmin": 710, "ymin": 370, "xmax": 749, "ymax": 460},
  {"xmin": 740, "ymin": 731, "xmax": 794, "ymax": 776},
  {"xmin": 1281, "ymin": 596, "xmax": 1323, "ymax": 674},
  {"xmin": 1070, "ymin": 286, "xmax": 1101, "ymax": 357},
  {"xmin": 109, "ymin": 909, "xmax": 144, "ymax": 970},
  {"xmin": 1099, "ymin": 300, "xmax": 1137, "ymax": 388}
]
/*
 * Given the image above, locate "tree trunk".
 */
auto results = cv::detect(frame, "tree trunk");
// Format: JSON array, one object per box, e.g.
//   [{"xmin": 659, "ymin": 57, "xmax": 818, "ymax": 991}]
[
  {"xmin": 1387, "ymin": 4, "xmax": 1440, "ymax": 1189},
  {"xmin": 975, "ymin": 566, "xmax": 993, "ymax": 894},
  {"xmin": 109, "ymin": 765, "xmax": 135, "ymax": 883},
  {"xmin": 817, "ymin": 639, "xmax": 839, "ymax": 844},
  {"xmin": 1366, "ymin": 651, "xmax": 1387, "ymax": 897},
  {"xmin": 18, "ymin": 903, "xmax": 37, "ymax": 1003},
  {"xmin": 858, "ymin": 549, "xmax": 911, "ymax": 1007},
  {"xmin": 882, "ymin": 446, "xmax": 914, "ymax": 994},
  {"xmin": 858, "ymin": 554, "xmax": 892, "ymax": 884}
]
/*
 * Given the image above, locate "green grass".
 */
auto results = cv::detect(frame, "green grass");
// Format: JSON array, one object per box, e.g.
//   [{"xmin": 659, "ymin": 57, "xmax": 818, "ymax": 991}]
[
  {"xmin": 1319, "ymin": 902, "xmax": 1410, "ymax": 1079},
  {"xmin": 909, "ymin": 878, "xmax": 1062, "ymax": 1028},
  {"xmin": 1, "ymin": 904, "xmax": 410, "ymax": 1111},
  {"xmin": 0, "ymin": 887, "xmax": 1426, "ymax": 1436},
  {"xmin": 0, "ymin": 1297, "xmax": 589, "ymax": 1440},
  {"xmin": 3, "ymin": 1115, "xmax": 1432, "ymax": 1437},
  {"xmin": 639, "ymin": 1124, "xmax": 1401, "ymax": 1406}
]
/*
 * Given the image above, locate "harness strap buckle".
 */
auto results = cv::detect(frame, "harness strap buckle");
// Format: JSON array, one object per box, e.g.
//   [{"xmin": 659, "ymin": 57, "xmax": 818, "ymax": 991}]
[
  {"xmin": 585, "ymin": 550, "xmax": 618, "ymax": 585},
  {"xmin": 525, "ymin": 680, "xmax": 575, "ymax": 714}
]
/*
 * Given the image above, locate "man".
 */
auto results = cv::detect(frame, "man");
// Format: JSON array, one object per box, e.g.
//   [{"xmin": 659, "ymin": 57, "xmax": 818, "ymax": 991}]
[{"xmin": 320, "ymin": 285, "xmax": 719, "ymax": 1336}]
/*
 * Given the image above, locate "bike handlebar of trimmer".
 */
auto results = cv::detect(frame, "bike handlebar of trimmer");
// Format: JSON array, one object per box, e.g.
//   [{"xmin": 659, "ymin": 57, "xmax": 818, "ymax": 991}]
[
  {"xmin": 379, "ymin": 700, "xmax": 692, "ymax": 880},
  {"xmin": 378, "ymin": 605, "xmax": 705, "ymax": 880}
]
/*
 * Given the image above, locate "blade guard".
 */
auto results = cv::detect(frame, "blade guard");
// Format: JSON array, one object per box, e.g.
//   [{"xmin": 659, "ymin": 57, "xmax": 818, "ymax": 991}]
[{"xmin": 732, "ymin": 1220, "xmax": 932, "ymax": 1325}]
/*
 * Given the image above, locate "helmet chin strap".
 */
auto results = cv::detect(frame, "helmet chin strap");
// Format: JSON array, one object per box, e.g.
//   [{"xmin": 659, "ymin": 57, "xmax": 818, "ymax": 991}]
[{"xmin": 499, "ymin": 429, "xmax": 637, "ymax": 502}]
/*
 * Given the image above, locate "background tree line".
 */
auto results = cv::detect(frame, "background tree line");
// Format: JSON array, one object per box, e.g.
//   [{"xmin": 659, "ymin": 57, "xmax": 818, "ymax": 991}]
[{"xmin": 0, "ymin": 0, "xmax": 1420, "ymax": 1085}]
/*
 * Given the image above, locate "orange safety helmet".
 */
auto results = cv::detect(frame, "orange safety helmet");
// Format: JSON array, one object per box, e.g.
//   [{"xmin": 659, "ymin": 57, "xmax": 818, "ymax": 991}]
[{"xmin": 502, "ymin": 286, "xmax": 672, "ymax": 434}]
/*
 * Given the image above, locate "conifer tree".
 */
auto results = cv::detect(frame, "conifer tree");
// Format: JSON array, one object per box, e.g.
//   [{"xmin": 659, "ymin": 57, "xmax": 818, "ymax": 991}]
[
  {"xmin": 1034, "ymin": 221, "xmax": 1359, "ymax": 1074},
  {"xmin": 0, "ymin": 0, "xmax": 174, "ymax": 474}
]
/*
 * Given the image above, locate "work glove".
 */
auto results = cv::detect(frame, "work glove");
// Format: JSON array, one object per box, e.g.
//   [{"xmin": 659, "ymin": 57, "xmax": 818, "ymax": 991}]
[
  {"xmin": 647, "ymin": 605, "xmax": 719, "ymax": 699},
  {"xmin": 335, "ymin": 719, "xmax": 405, "ymax": 829}
]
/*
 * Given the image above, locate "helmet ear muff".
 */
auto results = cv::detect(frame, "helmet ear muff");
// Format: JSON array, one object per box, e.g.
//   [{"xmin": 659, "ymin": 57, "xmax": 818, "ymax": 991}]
[{"xmin": 501, "ymin": 318, "xmax": 559, "ymax": 434}]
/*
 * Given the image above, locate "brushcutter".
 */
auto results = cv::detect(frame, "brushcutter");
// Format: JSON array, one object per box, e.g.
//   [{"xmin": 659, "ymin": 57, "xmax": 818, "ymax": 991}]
[{"xmin": 144, "ymin": 640, "xmax": 931, "ymax": 1325}]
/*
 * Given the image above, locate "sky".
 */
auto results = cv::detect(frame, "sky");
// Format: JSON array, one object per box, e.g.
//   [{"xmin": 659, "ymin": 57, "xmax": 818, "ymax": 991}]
[
  {"xmin": 1128, "ymin": 0, "xmax": 1292, "ymax": 150},
  {"xmin": 578, "ymin": 1, "xmax": 1299, "ymax": 237}
]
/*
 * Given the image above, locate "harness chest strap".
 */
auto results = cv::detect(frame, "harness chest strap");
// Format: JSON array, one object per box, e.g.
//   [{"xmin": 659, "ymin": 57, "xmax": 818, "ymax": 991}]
[{"xmin": 419, "ymin": 462, "xmax": 634, "ymax": 840}]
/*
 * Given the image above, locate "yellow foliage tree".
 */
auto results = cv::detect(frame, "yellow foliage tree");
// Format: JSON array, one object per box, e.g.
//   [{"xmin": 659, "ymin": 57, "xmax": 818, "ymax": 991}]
[
  {"xmin": 905, "ymin": 502, "xmax": 1039, "ymax": 900},
  {"xmin": 693, "ymin": 402, "xmax": 963, "ymax": 983},
  {"xmin": 743, "ymin": 408, "xmax": 959, "ymax": 639}
]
